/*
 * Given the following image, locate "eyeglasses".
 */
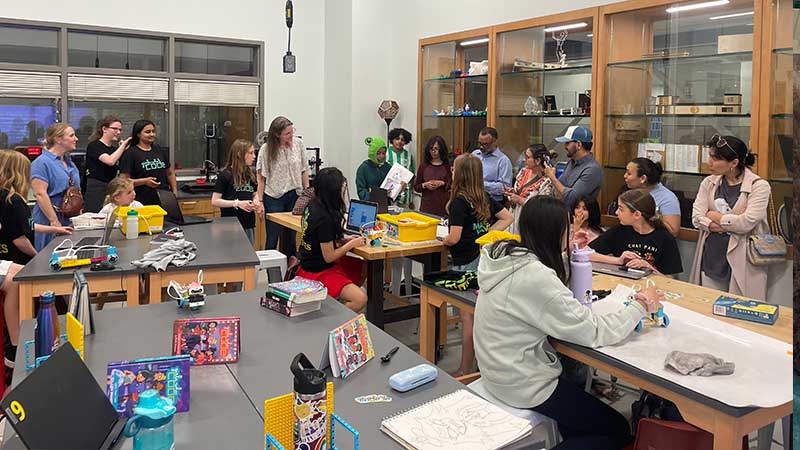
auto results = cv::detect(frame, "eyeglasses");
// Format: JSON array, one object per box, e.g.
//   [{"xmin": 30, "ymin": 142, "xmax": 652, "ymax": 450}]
[
  {"xmin": 478, "ymin": 141, "xmax": 492, "ymax": 147},
  {"xmin": 708, "ymin": 134, "xmax": 734, "ymax": 154},
  {"xmin": 106, "ymin": 126, "xmax": 122, "ymax": 132}
]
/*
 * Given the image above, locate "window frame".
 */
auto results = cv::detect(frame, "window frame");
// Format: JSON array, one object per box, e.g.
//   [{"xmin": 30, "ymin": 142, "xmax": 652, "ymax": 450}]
[{"xmin": 0, "ymin": 17, "xmax": 264, "ymax": 173}]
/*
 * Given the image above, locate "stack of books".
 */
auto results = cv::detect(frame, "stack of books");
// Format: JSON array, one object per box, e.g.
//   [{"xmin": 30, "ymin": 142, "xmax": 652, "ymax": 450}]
[{"xmin": 261, "ymin": 277, "xmax": 327, "ymax": 317}]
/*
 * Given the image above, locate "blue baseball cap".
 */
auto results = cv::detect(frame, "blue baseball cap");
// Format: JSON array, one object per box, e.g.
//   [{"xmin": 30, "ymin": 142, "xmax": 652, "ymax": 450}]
[{"xmin": 555, "ymin": 125, "xmax": 593, "ymax": 143}]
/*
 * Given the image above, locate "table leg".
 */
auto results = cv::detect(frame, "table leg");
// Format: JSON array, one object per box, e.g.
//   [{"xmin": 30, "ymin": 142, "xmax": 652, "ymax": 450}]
[
  {"xmin": 243, "ymin": 266, "xmax": 256, "ymax": 291},
  {"xmin": 125, "ymin": 273, "xmax": 140, "ymax": 308},
  {"xmin": 148, "ymin": 272, "xmax": 162, "ymax": 304},
  {"xmin": 19, "ymin": 282, "xmax": 34, "ymax": 321},
  {"xmin": 419, "ymin": 286, "xmax": 437, "ymax": 362},
  {"xmin": 365, "ymin": 259, "xmax": 385, "ymax": 328}
]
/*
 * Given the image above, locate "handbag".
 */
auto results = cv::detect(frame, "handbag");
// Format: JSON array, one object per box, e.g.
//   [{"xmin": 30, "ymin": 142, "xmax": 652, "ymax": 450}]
[
  {"xmin": 292, "ymin": 187, "xmax": 315, "ymax": 215},
  {"xmin": 58, "ymin": 172, "xmax": 84, "ymax": 219},
  {"xmin": 746, "ymin": 191, "xmax": 786, "ymax": 266}
]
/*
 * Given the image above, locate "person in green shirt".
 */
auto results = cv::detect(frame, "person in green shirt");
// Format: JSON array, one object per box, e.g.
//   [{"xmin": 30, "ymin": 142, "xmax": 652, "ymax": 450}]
[
  {"xmin": 387, "ymin": 128, "xmax": 415, "ymax": 207},
  {"xmin": 355, "ymin": 137, "xmax": 390, "ymax": 201}
]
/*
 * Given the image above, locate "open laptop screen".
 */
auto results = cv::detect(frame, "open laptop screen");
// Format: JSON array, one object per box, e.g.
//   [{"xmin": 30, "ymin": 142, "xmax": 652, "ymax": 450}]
[{"xmin": 346, "ymin": 200, "xmax": 378, "ymax": 232}]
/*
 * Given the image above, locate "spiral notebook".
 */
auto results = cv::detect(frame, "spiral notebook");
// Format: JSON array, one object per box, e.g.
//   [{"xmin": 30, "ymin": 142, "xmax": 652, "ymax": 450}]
[{"xmin": 380, "ymin": 389, "xmax": 532, "ymax": 450}]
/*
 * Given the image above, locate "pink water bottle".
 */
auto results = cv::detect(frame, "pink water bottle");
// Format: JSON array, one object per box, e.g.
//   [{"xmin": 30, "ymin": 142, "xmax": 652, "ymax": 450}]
[{"xmin": 570, "ymin": 245, "xmax": 594, "ymax": 308}]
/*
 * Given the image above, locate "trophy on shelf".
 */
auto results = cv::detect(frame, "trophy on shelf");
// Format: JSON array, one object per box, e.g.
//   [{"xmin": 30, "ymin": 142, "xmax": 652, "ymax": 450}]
[
  {"xmin": 524, "ymin": 96, "xmax": 543, "ymax": 115},
  {"xmin": 553, "ymin": 31, "xmax": 569, "ymax": 67}
]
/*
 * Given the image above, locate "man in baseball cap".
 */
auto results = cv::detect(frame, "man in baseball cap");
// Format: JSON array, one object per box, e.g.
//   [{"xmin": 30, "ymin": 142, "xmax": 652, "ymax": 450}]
[{"xmin": 545, "ymin": 125, "xmax": 603, "ymax": 208}]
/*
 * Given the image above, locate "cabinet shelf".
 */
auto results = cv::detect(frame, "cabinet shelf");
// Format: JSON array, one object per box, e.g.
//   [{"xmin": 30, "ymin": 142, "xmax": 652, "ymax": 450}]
[
  {"xmin": 499, "ymin": 114, "xmax": 589, "ymax": 118},
  {"xmin": 499, "ymin": 64, "xmax": 592, "ymax": 76},
  {"xmin": 607, "ymin": 51, "xmax": 752, "ymax": 68},
  {"xmin": 773, "ymin": 47, "xmax": 793, "ymax": 55},
  {"xmin": 424, "ymin": 74, "xmax": 488, "ymax": 83},
  {"xmin": 606, "ymin": 113, "xmax": 751, "ymax": 118},
  {"xmin": 423, "ymin": 114, "xmax": 488, "ymax": 118},
  {"xmin": 771, "ymin": 113, "xmax": 793, "ymax": 119}
]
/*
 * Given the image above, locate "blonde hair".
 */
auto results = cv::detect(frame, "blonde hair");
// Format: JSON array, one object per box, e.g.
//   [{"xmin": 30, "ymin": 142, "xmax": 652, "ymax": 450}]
[
  {"xmin": 225, "ymin": 139, "xmax": 256, "ymax": 187},
  {"xmin": 447, "ymin": 154, "xmax": 490, "ymax": 223},
  {"xmin": 45, "ymin": 123, "xmax": 72, "ymax": 148},
  {"xmin": 0, "ymin": 150, "xmax": 32, "ymax": 202},
  {"xmin": 103, "ymin": 176, "xmax": 135, "ymax": 206}
]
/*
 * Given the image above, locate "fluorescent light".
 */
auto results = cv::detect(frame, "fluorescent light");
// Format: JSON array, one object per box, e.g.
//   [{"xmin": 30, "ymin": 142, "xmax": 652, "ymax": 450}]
[
  {"xmin": 709, "ymin": 10, "xmax": 753, "ymax": 19},
  {"xmin": 587, "ymin": 34, "xmax": 593, "ymax": 37},
  {"xmin": 459, "ymin": 38, "xmax": 489, "ymax": 46},
  {"xmin": 544, "ymin": 22, "xmax": 588, "ymax": 32},
  {"xmin": 666, "ymin": 0, "xmax": 729, "ymax": 13}
]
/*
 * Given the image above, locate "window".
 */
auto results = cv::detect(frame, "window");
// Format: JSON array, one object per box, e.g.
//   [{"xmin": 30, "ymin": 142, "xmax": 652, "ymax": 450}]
[
  {"xmin": 68, "ymin": 31, "xmax": 166, "ymax": 71},
  {"xmin": 0, "ymin": 98, "xmax": 59, "ymax": 149},
  {"xmin": 0, "ymin": 24, "xmax": 58, "ymax": 65},
  {"xmin": 175, "ymin": 105, "xmax": 255, "ymax": 169},
  {"xmin": 175, "ymin": 41, "xmax": 257, "ymax": 76},
  {"xmin": 67, "ymin": 101, "xmax": 168, "ymax": 152}
]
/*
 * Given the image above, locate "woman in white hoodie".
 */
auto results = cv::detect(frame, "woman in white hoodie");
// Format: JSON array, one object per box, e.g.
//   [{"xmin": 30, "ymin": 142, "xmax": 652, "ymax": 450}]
[{"xmin": 474, "ymin": 196, "xmax": 662, "ymax": 450}]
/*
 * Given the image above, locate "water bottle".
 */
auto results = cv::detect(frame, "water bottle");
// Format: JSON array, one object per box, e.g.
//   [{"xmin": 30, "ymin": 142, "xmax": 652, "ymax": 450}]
[
  {"xmin": 126, "ymin": 209, "xmax": 139, "ymax": 239},
  {"xmin": 35, "ymin": 291, "xmax": 61, "ymax": 358},
  {"xmin": 569, "ymin": 245, "xmax": 594, "ymax": 309},
  {"xmin": 123, "ymin": 390, "xmax": 176, "ymax": 450},
  {"xmin": 291, "ymin": 353, "xmax": 327, "ymax": 450}
]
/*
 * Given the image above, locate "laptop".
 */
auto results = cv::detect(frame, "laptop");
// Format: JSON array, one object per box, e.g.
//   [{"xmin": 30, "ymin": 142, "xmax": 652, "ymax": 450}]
[
  {"xmin": 345, "ymin": 200, "xmax": 378, "ymax": 236},
  {"xmin": 592, "ymin": 261, "xmax": 652, "ymax": 280},
  {"xmin": 368, "ymin": 186, "xmax": 389, "ymax": 214},
  {"xmin": 158, "ymin": 190, "xmax": 212, "ymax": 226},
  {"xmin": 74, "ymin": 211, "xmax": 118, "ymax": 259},
  {"xmin": 0, "ymin": 343, "xmax": 126, "ymax": 450}
]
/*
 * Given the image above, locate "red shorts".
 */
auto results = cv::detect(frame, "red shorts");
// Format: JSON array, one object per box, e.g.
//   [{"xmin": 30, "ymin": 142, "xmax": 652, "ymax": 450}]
[{"xmin": 296, "ymin": 256, "xmax": 363, "ymax": 299}]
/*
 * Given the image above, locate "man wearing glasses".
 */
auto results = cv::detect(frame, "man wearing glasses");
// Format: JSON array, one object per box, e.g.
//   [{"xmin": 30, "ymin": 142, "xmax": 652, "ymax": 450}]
[
  {"xmin": 545, "ymin": 125, "xmax": 603, "ymax": 209},
  {"xmin": 472, "ymin": 127, "xmax": 512, "ymax": 203}
]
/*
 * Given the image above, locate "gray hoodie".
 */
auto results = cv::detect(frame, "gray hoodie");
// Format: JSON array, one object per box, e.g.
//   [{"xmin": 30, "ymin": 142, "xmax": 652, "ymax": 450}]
[{"xmin": 473, "ymin": 243, "xmax": 646, "ymax": 409}]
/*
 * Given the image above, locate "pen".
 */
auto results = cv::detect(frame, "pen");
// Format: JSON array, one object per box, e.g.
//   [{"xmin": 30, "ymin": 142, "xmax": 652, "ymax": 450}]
[
  {"xmin": 625, "ymin": 267, "xmax": 647, "ymax": 275},
  {"xmin": 381, "ymin": 346, "xmax": 399, "ymax": 363}
]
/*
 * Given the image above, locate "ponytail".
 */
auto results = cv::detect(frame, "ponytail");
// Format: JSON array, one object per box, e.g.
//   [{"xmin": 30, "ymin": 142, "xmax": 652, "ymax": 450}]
[{"xmin": 619, "ymin": 188, "xmax": 667, "ymax": 232}]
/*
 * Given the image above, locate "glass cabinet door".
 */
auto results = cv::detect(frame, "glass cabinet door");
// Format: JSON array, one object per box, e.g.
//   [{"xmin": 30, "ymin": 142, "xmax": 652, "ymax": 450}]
[
  {"xmin": 603, "ymin": 0, "xmax": 756, "ymax": 227},
  {"xmin": 496, "ymin": 19, "xmax": 593, "ymax": 171}
]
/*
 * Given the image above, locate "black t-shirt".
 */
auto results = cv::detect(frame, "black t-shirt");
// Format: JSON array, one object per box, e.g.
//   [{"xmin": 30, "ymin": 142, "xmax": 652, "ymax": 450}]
[
  {"xmin": 213, "ymin": 168, "xmax": 256, "ymax": 229},
  {"xmin": 85, "ymin": 140, "xmax": 119, "ymax": 183},
  {"xmin": 589, "ymin": 225, "xmax": 683, "ymax": 275},
  {"xmin": 448, "ymin": 195, "xmax": 503, "ymax": 265},
  {"xmin": 298, "ymin": 201, "xmax": 343, "ymax": 273},
  {"xmin": 0, "ymin": 190, "xmax": 35, "ymax": 265},
  {"xmin": 119, "ymin": 144, "xmax": 171, "ymax": 205}
]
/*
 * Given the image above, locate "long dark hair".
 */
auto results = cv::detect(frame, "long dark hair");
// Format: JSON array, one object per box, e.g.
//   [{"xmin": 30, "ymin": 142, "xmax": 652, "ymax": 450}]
[
  {"xmin": 490, "ymin": 196, "xmax": 570, "ymax": 283},
  {"xmin": 90, "ymin": 115, "xmax": 121, "ymax": 141},
  {"xmin": 706, "ymin": 135, "xmax": 756, "ymax": 176},
  {"xmin": 619, "ymin": 188, "xmax": 667, "ymax": 232},
  {"xmin": 310, "ymin": 167, "xmax": 346, "ymax": 238},
  {"xmin": 423, "ymin": 135, "xmax": 449, "ymax": 165},
  {"xmin": 528, "ymin": 144, "xmax": 556, "ymax": 169},
  {"xmin": 629, "ymin": 157, "xmax": 663, "ymax": 186},
  {"xmin": 130, "ymin": 119, "xmax": 155, "ymax": 147},
  {"xmin": 574, "ymin": 195, "xmax": 604, "ymax": 235}
]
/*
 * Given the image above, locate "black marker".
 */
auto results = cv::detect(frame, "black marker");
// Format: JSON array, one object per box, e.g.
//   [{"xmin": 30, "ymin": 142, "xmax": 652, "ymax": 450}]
[{"xmin": 381, "ymin": 346, "xmax": 399, "ymax": 364}]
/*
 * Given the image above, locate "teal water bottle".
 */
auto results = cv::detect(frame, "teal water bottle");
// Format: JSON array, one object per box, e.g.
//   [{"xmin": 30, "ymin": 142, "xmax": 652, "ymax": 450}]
[{"xmin": 123, "ymin": 390, "xmax": 176, "ymax": 450}]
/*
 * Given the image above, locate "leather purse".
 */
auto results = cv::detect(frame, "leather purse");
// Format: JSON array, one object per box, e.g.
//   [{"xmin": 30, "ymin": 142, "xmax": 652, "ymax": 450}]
[{"xmin": 58, "ymin": 173, "xmax": 84, "ymax": 219}]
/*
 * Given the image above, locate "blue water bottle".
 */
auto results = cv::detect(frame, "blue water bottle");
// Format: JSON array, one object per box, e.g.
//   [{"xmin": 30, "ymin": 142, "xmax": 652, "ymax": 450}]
[
  {"xmin": 123, "ymin": 390, "xmax": 176, "ymax": 450},
  {"xmin": 35, "ymin": 291, "xmax": 61, "ymax": 358}
]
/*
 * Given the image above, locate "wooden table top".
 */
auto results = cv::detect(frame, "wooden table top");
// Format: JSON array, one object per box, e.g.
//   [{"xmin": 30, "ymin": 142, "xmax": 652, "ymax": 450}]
[{"xmin": 267, "ymin": 211, "xmax": 446, "ymax": 261}]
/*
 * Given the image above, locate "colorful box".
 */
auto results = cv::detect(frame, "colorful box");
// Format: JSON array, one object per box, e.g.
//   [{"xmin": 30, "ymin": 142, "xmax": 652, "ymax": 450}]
[
  {"xmin": 377, "ymin": 212, "xmax": 439, "ymax": 242},
  {"xmin": 712, "ymin": 296, "xmax": 779, "ymax": 325}
]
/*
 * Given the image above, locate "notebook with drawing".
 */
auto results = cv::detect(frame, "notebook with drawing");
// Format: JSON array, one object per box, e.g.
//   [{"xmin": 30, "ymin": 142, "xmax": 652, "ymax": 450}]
[{"xmin": 380, "ymin": 389, "xmax": 532, "ymax": 450}]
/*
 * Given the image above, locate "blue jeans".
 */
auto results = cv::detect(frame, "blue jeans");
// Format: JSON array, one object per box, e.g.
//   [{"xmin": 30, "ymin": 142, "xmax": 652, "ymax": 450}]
[
  {"xmin": 264, "ymin": 190, "xmax": 299, "ymax": 254},
  {"xmin": 451, "ymin": 256, "xmax": 479, "ymax": 272}
]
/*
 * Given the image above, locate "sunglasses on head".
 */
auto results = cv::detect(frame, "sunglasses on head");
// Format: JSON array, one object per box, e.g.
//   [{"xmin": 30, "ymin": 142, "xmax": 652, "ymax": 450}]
[{"xmin": 708, "ymin": 134, "xmax": 735, "ymax": 154}]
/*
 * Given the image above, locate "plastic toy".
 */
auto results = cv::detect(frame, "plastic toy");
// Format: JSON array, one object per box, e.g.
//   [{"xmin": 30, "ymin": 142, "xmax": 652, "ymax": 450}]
[
  {"xmin": 49, "ymin": 241, "xmax": 118, "ymax": 272},
  {"xmin": 359, "ymin": 221, "xmax": 386, "ymax": 247},
  {"xmin": 168, "ymin": 270, "xmax": 206, "ymax": 310},
  {"xmin": 625, "ymin": 300, "xmax": 670, "ymax": 332}
]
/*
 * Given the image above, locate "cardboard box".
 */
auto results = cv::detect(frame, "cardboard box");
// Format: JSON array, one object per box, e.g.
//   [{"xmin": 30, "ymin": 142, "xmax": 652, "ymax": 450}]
[
  {"xmin": 712, "ymin": 296, "xmax": 779, "ymax": 325},
  {"xmin": 717, "ymin": 33, "xmax": 753, "ymax": 54}
]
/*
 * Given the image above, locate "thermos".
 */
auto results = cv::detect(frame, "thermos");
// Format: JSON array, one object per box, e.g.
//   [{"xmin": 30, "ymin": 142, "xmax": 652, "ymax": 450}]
[
  {"xmin": 126, "ymin": 209, "xmax": 139, "ymax": 239},
  {"xmin": 291, "ymin": 353, "xmax": 327, "ymax": 450},
  {"xmin": 569, "ymin": 245, "xmax": 594, "ymax": 309},
  {"xmin": 35, "ymin": 291, "xmax": 61, "ymax": 358},
  {"xmin": 123, "ymin": 390, "xmax": 176, "ymax": 450}
]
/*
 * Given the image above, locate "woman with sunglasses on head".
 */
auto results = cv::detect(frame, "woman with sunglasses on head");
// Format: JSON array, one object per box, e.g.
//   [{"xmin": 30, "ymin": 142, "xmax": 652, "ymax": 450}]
[
  {"xmin": 585, "ymin": 188, "xmax": 683, "ymax": 276},
  {"xmin": 83, "ymin": 115, "xmax": 131, "ymax": 213},
  {"xmin": 690, "ymin": 135, "xmax": 770, "ymax": 301}
]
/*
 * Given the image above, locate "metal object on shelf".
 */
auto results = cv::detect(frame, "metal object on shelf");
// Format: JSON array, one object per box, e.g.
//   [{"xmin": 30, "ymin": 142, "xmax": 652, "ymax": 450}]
[
  {"xmin": 641, "ymin": 50, "xmax": 690, "ymax": 59},
  {"xmin": 655, "ymin": 104, "xmax": 743, "ymax": 115},
  {"xmin": 656, "ymin": 95, "xmax": 677, "ymax": 106}
]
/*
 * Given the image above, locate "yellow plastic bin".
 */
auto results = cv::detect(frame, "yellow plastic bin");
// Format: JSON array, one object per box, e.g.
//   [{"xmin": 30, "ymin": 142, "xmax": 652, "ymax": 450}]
[
  {"xmin": 377, "ymin": 212, "xmax": 440, "ymax": 242},
  {"xmin": 116, "ymin": 205, "xmax": 167, "ymax": 235},
  {"xmin": 475, "ymin": 230, "xmax": 520, "ymax": 246}
]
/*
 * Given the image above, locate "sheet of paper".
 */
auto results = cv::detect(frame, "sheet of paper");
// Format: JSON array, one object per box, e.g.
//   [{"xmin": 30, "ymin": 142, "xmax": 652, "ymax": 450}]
[{"xmin": 381, "ymin": 163, "xmax": 415, "ymax": 200}]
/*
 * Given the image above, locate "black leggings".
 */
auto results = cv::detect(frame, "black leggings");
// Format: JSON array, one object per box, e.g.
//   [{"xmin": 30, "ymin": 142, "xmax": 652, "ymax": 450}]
[{"xmin": 532, "ymin": 379, "xmax": 632, "ymax": 450}]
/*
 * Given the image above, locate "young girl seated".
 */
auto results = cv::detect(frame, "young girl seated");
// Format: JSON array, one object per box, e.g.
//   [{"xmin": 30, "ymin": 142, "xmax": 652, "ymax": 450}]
[
  {"xmin": 442, "ymin": 154, "xmax": 513, "ymax": 376},
  {"xmin": 212, "ymin": 139, "xmax": 258, "ymax": 245},
  {"xmin": 588, "ymin": 188, "xmax": 683, "ymax": 276},
  {"xmin": 98, "ymin": 176, "xmax": 143, "ymax": 219},
  {"xmin": 296, "ymin": 168, "xmax": 368, "ymax": 312},
  {"xmin": 571, "ymin": 195, "xmax": 605, "ymax": 244},
  {"xmin": 474, "ymin": 196, "xmax": 662, "ymax": 449}
]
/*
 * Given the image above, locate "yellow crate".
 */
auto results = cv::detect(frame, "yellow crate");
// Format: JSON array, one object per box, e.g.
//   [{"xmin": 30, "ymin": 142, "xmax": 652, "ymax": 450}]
[
  {"xmin": 377, "ymin": 212, "xmax": 440, "ymax": 242},
  {"xmin": 116, "ymin": 205, "xmax": 167, "ymax": 235},
  {"xmin": 475, "ymin": 230, "xmax": 520, "ymax": 246}
]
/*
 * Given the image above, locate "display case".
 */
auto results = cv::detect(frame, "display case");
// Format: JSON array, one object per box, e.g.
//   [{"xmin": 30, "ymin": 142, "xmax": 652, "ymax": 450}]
[
  {"xmin": 494, "ymin": 12, "xmax": 596, "ymax": 169},
  {"xmin": 760, "ymin": 0, "xmax": 797, "ymax": 243},
  {"xmin": 418, "ymin": 30, "xmax": 491, "ymax": 162},
  {"xmin": 599, "ymin": 0, "xmax": 760, "ymax": 229}
]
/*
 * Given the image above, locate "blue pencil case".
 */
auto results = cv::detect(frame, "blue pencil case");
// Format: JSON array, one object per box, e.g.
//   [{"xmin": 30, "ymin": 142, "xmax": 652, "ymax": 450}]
[{"xmin": 389, "ymin": 364, "xmax": 438, "ymax": 392}]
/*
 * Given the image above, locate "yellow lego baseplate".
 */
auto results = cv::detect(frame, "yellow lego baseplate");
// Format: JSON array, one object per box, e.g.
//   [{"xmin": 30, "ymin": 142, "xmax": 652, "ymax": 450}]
[{"xmin": 264, "ymin": 381, "xmax": 334, "ymax": 449}]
